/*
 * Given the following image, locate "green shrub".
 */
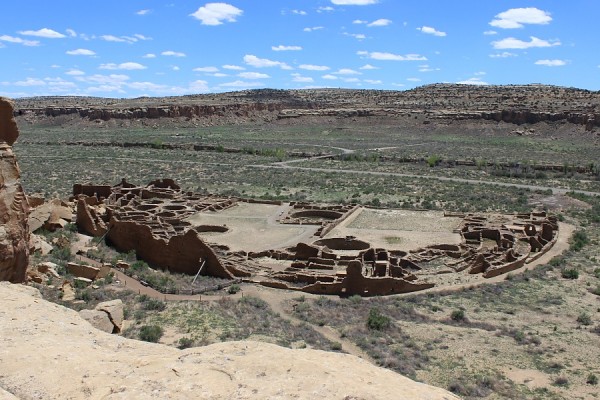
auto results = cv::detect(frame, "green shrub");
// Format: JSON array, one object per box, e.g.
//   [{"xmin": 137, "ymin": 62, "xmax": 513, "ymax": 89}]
[
  {"xmin": 587, "ymin": 373, "xmax": 598, "ymax": 385},
  {"xmin": 561, "ymin": 268, "xmax": 579, "ymax": 279},
  {"xmin": 142, "ymin": 298, "xmax": 167, "ymax": 311},
  {"xmin": 330, "ymin": 342, "xmax": 342, "ymax": 351},
  {"xmin": 130, "ymin": 261, "xmax": 150, "ymax": 272},
  {"xmin": 177, "ymin": 337, "xmax": 195, "ymax": 349},
  {"xmin": 570, "ymin": 230, "xmax": 590, "ymax": 251},
  {"xmin": 139, "ymin": 325, "xmax": 163, "ymax": 343},
  {"xmin": 450, "ymin": 309, "xmax": 466, "ymax": 322},
  {"xmin": 577, "ymin": 312, "xmax": 592, "ymax": 326},
  {"xmin": 367, "ymin": 308, "xmax": 391, "ymax": 331},
  {"xmin": 228, "ymin": 284, "xmax": 240, "ymax": 294}
]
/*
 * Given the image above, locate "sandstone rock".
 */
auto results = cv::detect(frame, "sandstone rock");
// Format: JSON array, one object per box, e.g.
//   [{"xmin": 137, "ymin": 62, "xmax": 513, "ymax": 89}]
[
  {"xmin": 73, "ymin": 277, "xmax": 92, "ymax": 286},
  {"xmin": 30, "ymin": 233, "xmax": 53, "ymax": 255},
  {"xmin": 29, "ymin": 199, "xmax": 73, "ymax": 233},
  {"xmin": 116, "ymin": 260, "xmax": 130, "ymax": 269},
  {"xmin": 67, "ymin": 262, "xmax": 99, "ymax": 280},
  {"xmin": 0, "ymin": 282, "xmax": 459, "ymax": 399},
  {"xmin": 61, "ymin": 281, "xmax": 76, "ymax": 301},
  {"xmin": 37, "ymin": 261, "xmax": 60, "ymax": 278},
  {"xmin": 79, "ymin": 309, "xmax": 114, "ymax": 333},
  {"xmin": 0, "ymin": 98, "xmax": 29, "ymax": 283},
  {"xmin": 95, "ymin": 299, "xmax": 124, "ymax": 332}
]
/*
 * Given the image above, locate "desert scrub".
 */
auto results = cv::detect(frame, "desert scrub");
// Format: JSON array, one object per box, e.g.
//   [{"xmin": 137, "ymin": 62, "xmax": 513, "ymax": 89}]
[
  {"xmin": 561, "ymin": 268, "xmax": 579, "ymax": 279},
  {"xmin": 366, "ymin": 308, "xmax": 391, "ymax": 331},
  {"xmin": 138, "ymin": 325, "xmax": 164, "ymax": 343}
]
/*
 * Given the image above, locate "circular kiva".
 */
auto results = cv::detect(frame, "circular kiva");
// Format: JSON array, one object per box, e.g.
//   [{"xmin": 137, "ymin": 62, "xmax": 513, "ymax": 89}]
[
  {"xmin": 194, "ymin": 225, "xmax": 229, "ymax": 233},
  {"xmin": 291, "ymin": 210, "xmax": 343, "ymax": 220},
  {"xmin": 313, "ymin": 237, "xmax": 371, "ymax": 251}
]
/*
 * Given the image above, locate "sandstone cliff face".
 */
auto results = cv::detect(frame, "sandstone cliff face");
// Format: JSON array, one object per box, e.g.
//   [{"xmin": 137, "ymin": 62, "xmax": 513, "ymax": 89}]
[
  {"xmin": 0, "ymin": 98, "xmax": 29, "ymax": 283},
  {"xmin": 0, "ymin": 282, "xmax": 459, "ymax": 399},
  {"xmin": 13, "ymin": 85, "xmax": 600, "ymax": 129}
]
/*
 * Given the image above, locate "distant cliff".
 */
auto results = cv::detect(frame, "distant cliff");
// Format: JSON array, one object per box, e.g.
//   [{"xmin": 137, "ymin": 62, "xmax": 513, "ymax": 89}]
[{"xmin": 13, "ymin": 84, "xmax": 600, "ymax": 129}]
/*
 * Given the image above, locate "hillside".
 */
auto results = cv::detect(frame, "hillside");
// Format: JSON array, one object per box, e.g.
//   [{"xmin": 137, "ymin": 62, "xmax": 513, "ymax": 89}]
[
  {"xmin": 12, "ymin": 85, "xmax": 600, "ymax": 130},
  {"xmin": 0, "ymin": 282, "xmax": 459, "ymax": 400}
]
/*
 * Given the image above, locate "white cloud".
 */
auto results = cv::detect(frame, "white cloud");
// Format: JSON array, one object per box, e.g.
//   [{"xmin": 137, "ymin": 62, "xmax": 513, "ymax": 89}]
[
  {"xmin": 78, "ymin": 74, "xmax": 130, "ymax": 85},
  {"xmin": 290, "ymin": 73, "xmax": 312, "ymax": 83},
  {"xmin": 14, "ymin": 77, "xmax": 46, "ymax": 86},
  {"xmin": 223, "ymin": 64, "xmax": 245, "ymax": 70},
  {"xmin": 331, "ymin": 0, "xmax": 378, "ymax": 5},
  {"xmin": 292, "ymin": 10, "xmax": 307, "ymax": 16},
  {"xmin": 483, "ymin": 30, "xmax": 497, "ymax": 36},
  {"xmin": 272, "ymin": 45, "xmax": 302, "ymax": 51},
  {"xmin": 535, "ymin": 59, "xmax": 567, "ymax": 67},
  {"xmin": 99, "ymin": 62, "xmax": 147, "ymax": 70},
  {"xmin": 322, "ymin": 74, "xmax": 338, "ymax": 80},
  {"xmin": 87, "ymin": 85, "xmax": 126, "ymax": 94},
  {"xmin": 143, "ymin": 53, "xmax": 156, "ymax": 58},
  {"xmin": 359, "ymin": 51, "xmax": 427, "ymax": 61},
  {"xmin": 489, "ymin": 51, "xmax": 517, "ymax": 58},
  {"xmin": 66, "ymin": 29, "xmax": 77, "ymax": 37},
  {"xmin": 492, "ymin": 36, "xmax": 560, "ymax": 50},
  {"xmin": 100, "ymin": 35, "xmax": 127, "ymax": 43},
  {"xmin": 189, "ymin": 80, "xmax": 209, "ymax": 92},
  {"xmin": 18, "ymin": 28, "xmax": 66, "ymax": 38},
  {"xmin": 364, "ymin": 79, "xmax": 382, "ymax": 84},
  {"xmin": 490, "ymin": 7, "xmax": 552, "ymax": 29},
  {"xmin": 343, "ymin": 77, "xmax": 360, "ymax": 83},
  {"xmin": 219, "ymin": 80, "xmax": 263, "ymax": 88},
  {"xmin": 303, "ymin": 26, "xmax": 323, "ymax": 32},
  {"xmin": 243, "ymin": 54, "xmax": 292, "ymax": 69},
  {"xmin": 66, "ymin": 48, "xmax": 96, "ymax": 56},
  {"xmin": 335, "ymin": 68, "xmax": 361, "ymax": 75},
  {"xmin": 418, "ymin": 65, "xmax": 440, "ymax": 72},
  {"xmin": 407, "ymin": 77, "xmax": 421, "ymax": 82},
  {"xmin": 0, "ymin": 35, "xmax": 40, "ymax": 46},
  {"xmin": 238, "ymin": 72, "xmax": 270, "ymax": 79},
  {"xmin": 172, "ymin": 66, "xmax": 180, "ymax": 71},
  {"xmin": 190, "ymin": 3, "xmax": 243, "ymax": 26},
  {"xmin": 193, "ymin": 66, "xmax": 219, "ymax": 72},
  {"xmin": 353, "ymin": 20, "xmax": 367, "ymax": 24},
  {"xmin": 299, "ymin": 64, "xmax": 330, "ymax": 71},
  {"xmin": 162, "ymin": 50, "xmax": 186, "ymax": 57},
  {"xmin": 344, "ymin": 33, "xmax": 366, "ymax": 40},
  {"xmin": 368, "ymin": 19, "xmax": 392, "ymax": 27},
  {"xmin": 474, "ymin": 71, "xmax": 486, "ymax": 76},
  {"xmin": 359, "ymin": 64, "xmax": 378, "ymax": 70},
  {"xmin": 65, "ymin": 69, "xmax": 85, "ymax": 76},
  {"xmin": 211, "ymin": 73, "xmax": 228, "ymax": 77},
  {"xmin": 317, "ymin": 6, "xmax": 334, "ymax": 12},
  {"xmin": 136, "ymin": 9, "xmax": 151, "ymax": 15},
  {"xmin": 392, "ymin": 83, "xmax": 406, "ymax": 87},
  {"xmin": 133, "ymin": 34, "xmax": 151, "ymax": 41},
  {"xmin": 457, "ymin": 77, "xmax": 488, "ymax": 85},
  {"xmin": 417, "ymin": 26, "xmax": 446, "ymax": 37}
]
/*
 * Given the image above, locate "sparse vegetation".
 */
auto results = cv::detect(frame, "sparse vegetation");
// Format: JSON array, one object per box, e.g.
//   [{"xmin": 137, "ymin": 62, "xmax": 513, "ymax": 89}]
[{"xmin": 138, "ymin": 325, "xmax": 164, "ymax": 343}]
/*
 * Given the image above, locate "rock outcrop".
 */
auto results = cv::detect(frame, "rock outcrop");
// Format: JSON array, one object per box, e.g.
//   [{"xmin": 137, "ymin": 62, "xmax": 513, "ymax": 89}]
[
  {"xmin": 13, "ymin": 85, "xmax": 600, "ymax": 129},
  {"xmin": 0, "ymin": 282, "xmax": 459, "ymax": 399},
  {"xmin": 0, "ymin": 98, "xmax": 29, "ymax": 283}
]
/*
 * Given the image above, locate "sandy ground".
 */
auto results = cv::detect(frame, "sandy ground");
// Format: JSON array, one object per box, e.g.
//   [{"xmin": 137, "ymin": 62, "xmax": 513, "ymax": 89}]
[
  {"xmin": 326, "ymin": 208, "xmax": 463, "ymax": 251},
  {"xmin": 0, "ymin": 282, "xmax": 460, "ymax": 400},
  {"xmin": 185, "ymin": 203, "xmax": 319, "ymax": 251}
]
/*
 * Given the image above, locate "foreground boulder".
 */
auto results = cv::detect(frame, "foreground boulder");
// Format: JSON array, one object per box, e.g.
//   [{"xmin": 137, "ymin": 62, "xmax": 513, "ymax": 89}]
[
  {"xmin": 0, "ymin": 98, "xmax": 29, "ymax": 283},
  {"xmin": 0, "ymin": 282, "xmax": 458, "ymax": 399}
]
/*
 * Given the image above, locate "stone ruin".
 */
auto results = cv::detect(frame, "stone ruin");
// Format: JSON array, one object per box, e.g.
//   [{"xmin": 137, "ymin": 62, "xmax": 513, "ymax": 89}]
[
  {"xmin": 0, "ymin": 98, "xmax": 29, "ymax": 283},
  {"xmin": 74, "ymin": 179, "xmax": 559, "ymax": 296}
]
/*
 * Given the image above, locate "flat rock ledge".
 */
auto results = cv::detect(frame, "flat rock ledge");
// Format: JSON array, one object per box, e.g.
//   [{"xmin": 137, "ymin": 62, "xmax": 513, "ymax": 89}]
[{"xmin": 0, "ymin": 282, "xmax": 459, "ymax": 400}]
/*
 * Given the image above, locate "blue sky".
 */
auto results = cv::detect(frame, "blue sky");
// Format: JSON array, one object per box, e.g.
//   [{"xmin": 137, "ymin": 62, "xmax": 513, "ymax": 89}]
[{"xmin": 0, "ymin": 1, "xmax": 597, "ymax": 98}]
